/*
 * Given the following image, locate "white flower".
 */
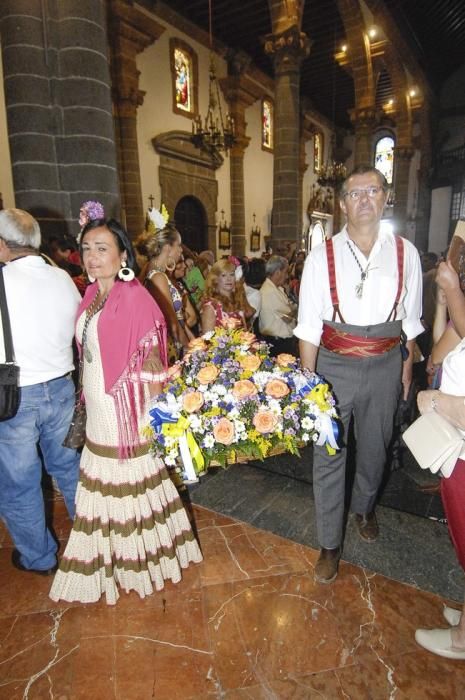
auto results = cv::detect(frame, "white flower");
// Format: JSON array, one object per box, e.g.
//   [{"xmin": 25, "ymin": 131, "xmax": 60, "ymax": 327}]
[
  {"xmin": 229, "ymin": 407, "xmax": 240, "ymax": 418},
  {"xmin": 189, "ymin": 415, "xmax": 202, "ymax": 431},
  {"xmin": 203, "ymin": 331, "xmax": 215, "ymax": 340},
  {"xmin": 312, "ymin": 433, "xmax": 319, "ymax": 442},
  {"xmin": 302, "ymin": 433, "xmax": 310, "ymax": 442},
  {"xmin": 212, "ymin": 384, "xmax": 227, "ymax": 396},
  {"xmin": 203, "ymin": 434, "xmax": 215, "ymax": 448},
  {"xmin": 224, "ymin": 392, "xmax": 235, "ymax": 404},
  {"xmin": 164, "ymin": 436, "xmax": 176, "ymax": 449},
  {"xmin": 198, "ymin": 384, "xmax": 208, "ymax": 393},
  {"xmin": 301, "ymin": 416, "xmax": 314, "ymax": 430},
  {"xmin": 148, "ymin": 206, "xmax": 169, "ymax": 231},
  {"xmin": 234, "ymin": 420, "xmax": 246, "ymax": 433},
  {"xmin": 165, "ymin": 451, "xmax": 178, "ymax": 466},
  {"xmin": 185, "ymin": 376, "xmax": 193, "ymax": 385},
  {"xmin": 267, "ymin": 398, "xmax": 282, "ymax": 415}
]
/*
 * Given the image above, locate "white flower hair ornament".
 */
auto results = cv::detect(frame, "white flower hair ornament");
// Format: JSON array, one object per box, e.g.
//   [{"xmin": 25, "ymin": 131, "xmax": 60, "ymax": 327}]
[{"xmin": 148, "ymin": 204, "xmax": 170, "ymax": 232}]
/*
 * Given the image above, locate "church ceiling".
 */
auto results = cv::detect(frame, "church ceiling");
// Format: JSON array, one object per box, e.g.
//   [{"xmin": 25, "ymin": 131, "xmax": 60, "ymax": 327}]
[{"xmin": 164, "ymin": 0, "xmax": 465, "ymax": 129}]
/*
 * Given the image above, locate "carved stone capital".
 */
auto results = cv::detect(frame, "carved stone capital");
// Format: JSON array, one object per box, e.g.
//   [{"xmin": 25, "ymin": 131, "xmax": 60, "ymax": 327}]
[
  {"xmin": 108, "ymin": 0, "xmax": 165, "ymax": 57},
  {"xmin": 263, "ymin": 26, "xmax": 311, "ymax": 74},
  {"xmin": 113, "ymin": 85, "xmax": 146, "ymax": 116},
  {"xmin": 230, "ymin": 134, "xmax": 251, "ymax": 157},
  {"xmin": 349, "ymin": 107, "xmax": 379, "ymax": 130}
]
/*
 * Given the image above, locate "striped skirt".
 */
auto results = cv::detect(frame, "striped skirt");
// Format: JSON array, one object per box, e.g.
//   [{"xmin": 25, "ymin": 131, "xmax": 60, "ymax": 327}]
[{"xmin": 49, "ymin": 444, "xmax": 203, "ymax": 605}]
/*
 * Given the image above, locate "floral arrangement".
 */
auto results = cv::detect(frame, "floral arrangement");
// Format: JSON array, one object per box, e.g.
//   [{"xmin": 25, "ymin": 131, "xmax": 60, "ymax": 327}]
[{"xmin": 146, "ymin": 326, "xmax": 340, "ymax": 483}]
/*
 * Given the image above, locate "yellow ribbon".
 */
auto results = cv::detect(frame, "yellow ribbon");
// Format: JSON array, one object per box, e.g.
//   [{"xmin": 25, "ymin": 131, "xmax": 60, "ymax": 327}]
[{"xmin": 162, "ymin": 417, "xmax": 205, "ymax": 475}]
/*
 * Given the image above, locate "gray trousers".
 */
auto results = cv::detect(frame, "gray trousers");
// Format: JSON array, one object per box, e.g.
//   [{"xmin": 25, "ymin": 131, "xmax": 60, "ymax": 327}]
[{"xmin": 313, "ymin": 321, "xmax": 402, "ymax": 549}]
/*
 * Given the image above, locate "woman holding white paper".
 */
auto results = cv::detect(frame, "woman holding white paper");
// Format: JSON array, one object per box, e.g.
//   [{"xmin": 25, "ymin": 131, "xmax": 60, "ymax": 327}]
[{"xmin": 415, "ymin": 264, "xmax": 465, "ymax": 660}]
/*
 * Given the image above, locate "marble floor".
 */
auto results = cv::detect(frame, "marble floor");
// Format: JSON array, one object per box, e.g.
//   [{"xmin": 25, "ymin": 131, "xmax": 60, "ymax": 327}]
[{"xmin": 0, "ymin": 493, "xmax": 464, "ymax": 699}]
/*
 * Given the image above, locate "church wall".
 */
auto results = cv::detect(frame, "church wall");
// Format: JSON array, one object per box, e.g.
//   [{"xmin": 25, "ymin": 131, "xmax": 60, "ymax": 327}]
[
  {"xmin": 0, "ymin": 41, "xmax": 14, "ymax": 208},
  {"xmin": 137, "ymin": 17, "xmax": 281, "ymax": 255},
  {"xmin": 243, "ymin": 99, "xmax": 273, "ymax": 256},
  {"xmin": 137, "ymin": 23, "xmax": 232, "ymax": 225}
]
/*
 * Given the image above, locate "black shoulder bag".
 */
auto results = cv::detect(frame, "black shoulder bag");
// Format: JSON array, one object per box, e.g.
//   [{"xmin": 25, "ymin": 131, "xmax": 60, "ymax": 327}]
[{"xmin": 0, "ymin": 265, "xmax": 20, "ymax": 420}]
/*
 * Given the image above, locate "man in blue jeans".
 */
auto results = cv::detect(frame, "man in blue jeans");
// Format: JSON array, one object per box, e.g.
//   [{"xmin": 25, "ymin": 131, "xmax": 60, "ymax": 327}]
[{"xmin": 0, "ymin": 209, "xmax": 81, "ymax": 574}]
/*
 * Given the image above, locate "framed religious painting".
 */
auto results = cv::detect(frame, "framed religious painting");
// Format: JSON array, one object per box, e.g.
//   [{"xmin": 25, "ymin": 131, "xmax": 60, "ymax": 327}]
[
  {"xmin": 314, "ymin": 132, "xmax": 324, "ymax": 173},
  {"xmin": 170, "ymin": 38, "xmax": 198, "ymax": 119},
  {"xmin": 261, "ymin": 98, "xmax": 274, "ymax": 152}
]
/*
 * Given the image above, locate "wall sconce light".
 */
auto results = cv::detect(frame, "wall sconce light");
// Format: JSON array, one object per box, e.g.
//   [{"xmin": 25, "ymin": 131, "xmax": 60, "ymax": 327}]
[
  {"xmin": 368, "ymin": 26, "xmax": 378, "ymax": 39},
  {"xmin": 218, "ymin": 209, "xmax": 231, "ymax": 249},
  {"xmin": 341, "ymin": 44, "xmax": 347, "ymax": 53},
  {"xmin": 250, "ymin": 213, "xmax": 261, "ymax": 252}
]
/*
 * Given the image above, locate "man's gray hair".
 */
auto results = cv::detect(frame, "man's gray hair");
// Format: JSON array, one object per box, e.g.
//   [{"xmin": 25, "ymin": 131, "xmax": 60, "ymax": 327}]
[
  {"xmin": 0, "ymin": 208, "xmax": 41, "ymax": 249},
  {"xmin": 266, "ymin": 255, "xmax": 288, "ymax": 277}
]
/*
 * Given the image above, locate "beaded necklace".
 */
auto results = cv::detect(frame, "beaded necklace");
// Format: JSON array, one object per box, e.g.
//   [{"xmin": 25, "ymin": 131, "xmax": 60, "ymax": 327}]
[{"xmin": 82, "ymin": 292, "xmax": 108, "ymax": 363}]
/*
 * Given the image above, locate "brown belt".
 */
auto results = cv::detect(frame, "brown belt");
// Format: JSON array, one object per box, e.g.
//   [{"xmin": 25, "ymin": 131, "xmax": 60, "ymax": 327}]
[
  {"xmin": 85, "ymin": 438, "xmax": 151, "ymax": 459},
  {"xmin": 321, "ymin": 323, "xmax": 400, "ymax": 358}
]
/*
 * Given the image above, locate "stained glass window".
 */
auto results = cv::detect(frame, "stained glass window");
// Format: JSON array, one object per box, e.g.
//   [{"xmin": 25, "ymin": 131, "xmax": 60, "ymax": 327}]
[
  {"xmin": 174, "ymin": 48, "xmax": 191, "ymax": 112},
  {"xmin": 314, "ymin": 133, "xmax": 323, "ymax": 173},
  {"xmin": 170, "ymin": 39, "xmax": 197, "ymax": 118},
  {"xmin": 374, "ymin": 135, "xmax": 395, "ymax": 184},
  {"xmin": 262, "ymin": 99, "xmax": 273, "ymax": 150}
]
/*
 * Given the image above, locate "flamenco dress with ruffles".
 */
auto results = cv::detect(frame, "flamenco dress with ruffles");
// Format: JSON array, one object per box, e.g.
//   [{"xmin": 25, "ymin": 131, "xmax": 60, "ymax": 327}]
[{"xmin": 50, "ymin": 281, "xmax": 202, "ymax": 605}]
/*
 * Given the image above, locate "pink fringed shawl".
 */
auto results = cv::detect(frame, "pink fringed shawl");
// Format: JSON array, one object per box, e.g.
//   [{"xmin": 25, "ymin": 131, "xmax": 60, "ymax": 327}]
[{"xmin": 76, "ymin": 279, "xmax": 167, "ymax": 459}]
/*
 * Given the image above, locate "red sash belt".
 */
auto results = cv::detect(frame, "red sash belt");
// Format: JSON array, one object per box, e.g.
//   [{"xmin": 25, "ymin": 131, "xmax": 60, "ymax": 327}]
[{"xmin": 321, "ymin": 323, "xmax": 399, "ymax": 357}]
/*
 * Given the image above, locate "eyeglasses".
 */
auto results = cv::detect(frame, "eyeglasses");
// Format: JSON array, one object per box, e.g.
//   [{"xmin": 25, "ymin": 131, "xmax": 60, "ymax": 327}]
[{"xmin": 343, "ymin": 186, "xmax": 385, "ymax": 201}]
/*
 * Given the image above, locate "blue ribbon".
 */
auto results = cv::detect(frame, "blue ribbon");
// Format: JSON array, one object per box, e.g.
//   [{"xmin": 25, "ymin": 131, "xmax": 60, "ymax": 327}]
[{"xmin": 149, "ymin": 405, "xmax": 179, "ymax": 433}]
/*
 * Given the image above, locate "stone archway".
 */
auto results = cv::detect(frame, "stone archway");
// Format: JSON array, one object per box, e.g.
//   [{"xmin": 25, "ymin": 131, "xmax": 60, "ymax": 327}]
[
  {"xmin": 174, "ymin": 195, "xmax": 208, "ymax": 252},
  {"xmin": 152, "ymin": 131, "xmax": 222, "ymax": 252}
]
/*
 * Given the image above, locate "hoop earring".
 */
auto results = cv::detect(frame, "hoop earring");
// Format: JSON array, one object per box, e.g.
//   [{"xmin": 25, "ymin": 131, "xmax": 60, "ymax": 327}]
[
  {"xmin": 118, "ymin": 260, "xmax": 135, "ymax": 282},
  {"xmin": 165, "ymin": 257, "xmax": 175, "ymax": 273}
]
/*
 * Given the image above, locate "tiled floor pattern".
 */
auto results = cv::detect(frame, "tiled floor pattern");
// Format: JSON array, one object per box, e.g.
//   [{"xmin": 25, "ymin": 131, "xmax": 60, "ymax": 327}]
[{"xmin": 0, "ymin": 501, "xmax": 463, "ymax": 699}]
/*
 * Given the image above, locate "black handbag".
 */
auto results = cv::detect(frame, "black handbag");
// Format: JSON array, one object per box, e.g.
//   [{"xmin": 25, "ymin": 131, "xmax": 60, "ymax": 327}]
[
  {"xmin": 62, "ymin": 395, "xmax": 86, "ymax": 449},
  {"xmin": 0, "ymin": 266, "xmax": 20, "ymax": 421}
]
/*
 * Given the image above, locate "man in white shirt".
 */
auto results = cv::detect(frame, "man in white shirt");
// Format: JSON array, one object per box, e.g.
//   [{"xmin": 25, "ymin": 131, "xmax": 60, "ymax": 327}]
[
  {"xmin": 0, "ymin": 209, "xmax": 81, "ymax": 575},
  {"xmin": 259, "ymin": 255, "xmax": 298, "ymax": 356},
  {"xmin": 295, "ymin": 166, "xmax": 423, "ymax": 584}
]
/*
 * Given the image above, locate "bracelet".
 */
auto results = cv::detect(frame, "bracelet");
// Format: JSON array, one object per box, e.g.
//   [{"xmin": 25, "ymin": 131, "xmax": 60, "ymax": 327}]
[{"xmin": 431, "ymin": 395, "xmax": 438, "ymax": 411}]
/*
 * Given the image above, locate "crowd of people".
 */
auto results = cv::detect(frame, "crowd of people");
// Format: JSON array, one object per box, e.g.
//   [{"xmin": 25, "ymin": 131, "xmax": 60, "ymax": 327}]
[{"xmin": 0, "ymin": 164, "xmax": 464, "ymax": 660}]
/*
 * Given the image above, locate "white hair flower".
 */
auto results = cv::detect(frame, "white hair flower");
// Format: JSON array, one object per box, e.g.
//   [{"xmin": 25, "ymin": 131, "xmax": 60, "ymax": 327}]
[{"xmin": 148, "ymin": 204, "xmax": 169, "ymax": 231}]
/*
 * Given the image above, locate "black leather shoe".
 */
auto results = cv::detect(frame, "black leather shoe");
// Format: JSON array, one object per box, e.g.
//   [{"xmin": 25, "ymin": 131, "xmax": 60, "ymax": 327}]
[
  {"xmin": 354, "ymin": 512, "xmax": 379, "ymax": 542},
  {"xmin": 11, "ymin": 549, "xmax": 58, "ymax": 576}
]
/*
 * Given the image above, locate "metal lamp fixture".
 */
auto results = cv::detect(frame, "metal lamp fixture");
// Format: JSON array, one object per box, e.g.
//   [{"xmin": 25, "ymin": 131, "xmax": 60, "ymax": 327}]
[
  {"xmin": 191, "ymin": 0, "xmax": 236, "ymax": 155},
  {"xmin": 317, "ymin": 30, "xmax": 347, "ymax": 189}
]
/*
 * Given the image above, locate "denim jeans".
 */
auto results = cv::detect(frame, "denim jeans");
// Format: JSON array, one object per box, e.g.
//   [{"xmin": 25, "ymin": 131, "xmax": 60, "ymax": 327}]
[{"xmin": 0, "ymin": 374, "xmax": 80, "ymax": 571}]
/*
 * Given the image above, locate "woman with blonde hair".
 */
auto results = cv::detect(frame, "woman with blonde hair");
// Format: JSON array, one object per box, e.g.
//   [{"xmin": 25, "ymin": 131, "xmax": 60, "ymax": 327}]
[
  {"xmin": 200, "ymin": 258, "xmax": 251, "ymax": 332},
  {"xmin": 144, "ymin": 224, "xmax": 191, "ymax": 362}
]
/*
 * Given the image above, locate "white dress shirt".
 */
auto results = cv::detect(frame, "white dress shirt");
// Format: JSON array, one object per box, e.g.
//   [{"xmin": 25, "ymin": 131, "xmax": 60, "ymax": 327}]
[
  {"xmin": 294, "ymin": 226, "xmax": 424, "ymax": 346},
  {"xmin": 0, "ymin": 256, "xmax": 81, "ymax": 386}
]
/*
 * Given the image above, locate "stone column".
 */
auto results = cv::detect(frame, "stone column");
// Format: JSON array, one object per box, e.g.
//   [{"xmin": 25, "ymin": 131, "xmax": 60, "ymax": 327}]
[
  {"xmin": 349, "ymin": 107, "xmax": 377, "ymax": 166},
  {"xmin": 264, "ymin": 26, "xmax": 310, "ymax": 250},
  {"xmin": 0, "ymin": 0, "xmax": 120, "ymax": 237},
  {"xmin": 108, "ymin": 0, "xmax": 165, "ymax": 237},
  {"xmin": 393, "ymin": 146, "xmax": 414, "ymax": 234},
  {"xmin": 220, "ymin": 71, "xmax": 260, "ymax": 256}
]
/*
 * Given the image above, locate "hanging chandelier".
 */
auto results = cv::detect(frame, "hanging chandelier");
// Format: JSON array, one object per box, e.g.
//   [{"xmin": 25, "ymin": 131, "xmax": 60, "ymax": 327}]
[
  {"xmin": 190, "ymin": 0, "xmax": 236, "ymax": 155},
  {"xmin": 317, "ymin": 31, "xmax": 347, "ymax": 189},
  {"xmin": 317, "ymin": 158, "xmax": 347, "ymax": 189}
]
